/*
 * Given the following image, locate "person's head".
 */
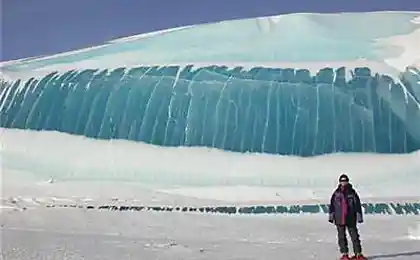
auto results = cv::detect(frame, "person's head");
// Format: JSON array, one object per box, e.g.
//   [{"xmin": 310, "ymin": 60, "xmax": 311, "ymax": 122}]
[{"xmin": 339, "ymin": 173, "xmax": 350, "ymax": 187}]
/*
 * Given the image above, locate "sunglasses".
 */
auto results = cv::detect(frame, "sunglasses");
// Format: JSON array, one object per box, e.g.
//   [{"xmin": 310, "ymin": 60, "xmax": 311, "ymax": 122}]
[{"xmin": 340, "ymin": 179, "xmax": 349, "ymax": 182}]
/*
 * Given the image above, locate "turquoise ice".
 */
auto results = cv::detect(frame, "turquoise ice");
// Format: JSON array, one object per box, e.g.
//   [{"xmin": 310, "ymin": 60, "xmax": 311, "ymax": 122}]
[{"xmin": 1, "ymin": 12, "xmax": 419, "ymax": 156}]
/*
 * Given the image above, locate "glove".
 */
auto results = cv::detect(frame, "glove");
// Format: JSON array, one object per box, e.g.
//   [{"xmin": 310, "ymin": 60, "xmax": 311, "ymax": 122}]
[
  {"xmin": 328, "ymin": 213, "xmax": 334, "ymax": 224},
  {"xmin": 356, "ymin": 212, "xmax": 363, "ymax": 223}
]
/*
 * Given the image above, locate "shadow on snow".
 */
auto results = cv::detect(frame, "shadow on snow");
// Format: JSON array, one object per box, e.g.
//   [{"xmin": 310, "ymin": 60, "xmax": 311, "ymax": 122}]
[{"xmin": 369, "ymin": 251, "xmax": 420, "ymax": 259}]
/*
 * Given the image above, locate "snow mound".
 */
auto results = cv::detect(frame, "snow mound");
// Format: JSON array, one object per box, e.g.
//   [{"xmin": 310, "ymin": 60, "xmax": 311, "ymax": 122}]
[{"xmin": 408, "ymin": 223, "xmax": 420, "ymax": 240}]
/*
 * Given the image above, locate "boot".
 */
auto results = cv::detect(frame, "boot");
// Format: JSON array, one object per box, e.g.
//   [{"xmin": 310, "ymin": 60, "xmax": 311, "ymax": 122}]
[
  {"xmin": 340, "ymin": 254, "xmax": 351, "ymax": 260},
  {"xmin": 351, "ymin": 253, "xmax": 367, "ymax": 260}
]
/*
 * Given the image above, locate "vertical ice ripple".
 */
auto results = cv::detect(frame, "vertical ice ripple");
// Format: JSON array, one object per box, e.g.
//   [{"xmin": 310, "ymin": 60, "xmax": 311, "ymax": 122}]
[{"xmin": 1, "ymin": 65, "xmax": 419, "ymax": 156}]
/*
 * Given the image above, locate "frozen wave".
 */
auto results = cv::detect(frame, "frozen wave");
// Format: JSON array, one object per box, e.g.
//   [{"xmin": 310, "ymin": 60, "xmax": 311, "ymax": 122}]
[
  {"xmin": 1, "ymin": 11, "xmax": 420, "ymax": 156},
  {"xmin": 1, "ymin": 65, "xmax": 419, "ymax": 156}
]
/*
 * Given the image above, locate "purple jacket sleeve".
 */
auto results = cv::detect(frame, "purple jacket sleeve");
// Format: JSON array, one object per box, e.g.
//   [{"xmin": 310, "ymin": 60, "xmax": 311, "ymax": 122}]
[
  {"xmin": 354, "ymin": 191, "xmax": 364, "ymax": 223},
  {"xmin": 329, "ymin": 192, "xmax": 335, "ymax": 214},
  {"xmin": 354, "ymin": 191, "xmax": 363, "ymax": 214}
]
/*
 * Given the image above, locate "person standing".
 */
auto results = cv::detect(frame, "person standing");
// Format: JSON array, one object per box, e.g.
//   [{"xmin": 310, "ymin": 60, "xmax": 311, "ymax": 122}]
[{"xmin": 329, "ymin": 174, "xmax": 367, "ymax": 260}]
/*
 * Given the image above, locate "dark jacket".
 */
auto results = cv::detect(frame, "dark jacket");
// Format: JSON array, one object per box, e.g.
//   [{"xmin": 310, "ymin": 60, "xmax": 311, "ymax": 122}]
[{"xmin": 329, "ymin": 184, "xmax": 363, "ymax": 226}]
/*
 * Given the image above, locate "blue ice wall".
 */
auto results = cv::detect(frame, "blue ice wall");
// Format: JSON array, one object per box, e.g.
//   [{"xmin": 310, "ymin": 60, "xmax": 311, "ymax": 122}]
[{"xmin": 1, "ymin": 65, "xmax": 419, "ymax": 156}]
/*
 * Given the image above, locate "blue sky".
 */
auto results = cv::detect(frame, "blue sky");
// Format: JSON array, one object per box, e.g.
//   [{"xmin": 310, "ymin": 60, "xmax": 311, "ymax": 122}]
[{"xmin": 2, "ymin": 0, "xmax": 419, "ymax": 61}]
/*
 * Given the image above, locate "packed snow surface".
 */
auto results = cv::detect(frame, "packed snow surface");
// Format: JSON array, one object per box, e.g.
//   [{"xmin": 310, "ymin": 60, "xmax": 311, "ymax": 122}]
[
  {"xmin": 1, "ymin": 129, "xmax": 420, "ymax": 198},
  {"xmin": 1, "ymin": 207, "xmax": 420, "ymax": 260}
]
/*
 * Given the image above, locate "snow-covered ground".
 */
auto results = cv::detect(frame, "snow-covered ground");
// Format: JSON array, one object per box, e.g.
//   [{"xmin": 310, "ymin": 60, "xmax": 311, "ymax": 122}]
[
  {"xmin": 1, "ymin": 173, "xmax": 420, "ymax": 260},
  {"xmin": 1, "ymin": 129, "xmax": 420, "ymax": 259},
  {"xmin": 1, "ymin": 198, "xmax": 420, "ymax": 260}
]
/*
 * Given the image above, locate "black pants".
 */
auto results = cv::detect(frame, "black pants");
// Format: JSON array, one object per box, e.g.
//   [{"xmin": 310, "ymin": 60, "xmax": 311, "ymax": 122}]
[{"xmin": 336, "ymin": 224, "xmax": 362, "ymax": 254}]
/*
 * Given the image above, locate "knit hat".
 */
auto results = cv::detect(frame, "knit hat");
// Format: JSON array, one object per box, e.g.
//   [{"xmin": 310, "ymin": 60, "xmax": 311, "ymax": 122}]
[{"xmin": 339, "ymin": 174, "xmax": 349, "ymax": 182}]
